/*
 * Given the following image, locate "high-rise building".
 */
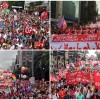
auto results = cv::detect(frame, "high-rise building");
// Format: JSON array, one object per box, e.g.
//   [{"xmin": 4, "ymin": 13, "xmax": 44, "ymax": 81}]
[
  {"xmin": 17, "ymin": 51, "xmax": 33, "ymax": 68},
  {"xmin": 80, "ymin": 1, "xmax": 97, "ymax": 24},
  {"xmin": 51, "ymin": 1, "xmax": 80, "ymax": 23},
  {"xmin": 51, "ymin": 1, "xmax": 97, "ymax": 24}
]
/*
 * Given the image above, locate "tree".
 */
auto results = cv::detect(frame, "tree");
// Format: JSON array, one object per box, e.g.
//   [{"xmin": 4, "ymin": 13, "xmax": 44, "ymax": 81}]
[
  {"xmin": 13, "ymin": 67, "xmax": 21, "ymax": 79},
  {"xmin": 33, "ymin": 51, "xmax": 49, "ymax": 80},
  {"xmin": 12, "ymin": 51, "xmax": 49, "ymax": 81}
]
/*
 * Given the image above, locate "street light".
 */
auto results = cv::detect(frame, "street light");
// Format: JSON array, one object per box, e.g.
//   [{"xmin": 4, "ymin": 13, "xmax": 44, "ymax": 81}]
[{"xmin": 12, "ymin": 58, "xmax": 15, "ymax": 70}]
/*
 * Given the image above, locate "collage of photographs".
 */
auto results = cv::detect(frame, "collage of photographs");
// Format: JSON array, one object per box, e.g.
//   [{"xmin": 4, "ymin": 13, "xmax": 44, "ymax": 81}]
[{"xmin": 0, "ymin": 0, "xmax": 100, "ymax": 99}]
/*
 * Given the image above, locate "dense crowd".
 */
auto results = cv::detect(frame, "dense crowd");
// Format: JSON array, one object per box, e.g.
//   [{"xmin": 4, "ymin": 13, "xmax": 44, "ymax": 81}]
[
  {"xmin": 0, "ymin": 79, "xmax": 49, "ymax": 99},
  {"xmin": 51, "ymin": 79, "xmax": 100, "ymax": 99},
  {"xmin": 0, "ymin": 8, "xmax": 49, "ymax": 50},
  {"xmin": 51, "ymin": 23, "xmax": 100, "ymax": 35},
  {"xmin": 51, "ymin": 57, "xmax": 100, "ymax": 99}
]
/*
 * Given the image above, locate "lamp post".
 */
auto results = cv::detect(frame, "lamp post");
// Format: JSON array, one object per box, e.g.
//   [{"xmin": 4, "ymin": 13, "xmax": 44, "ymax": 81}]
[
  {"xmin": 30, "ymin": 51, "xmax": 35, "ymax": 84},
  {"xmin": 12, "ymin": 59, "xmax": 15, "ymax": 70},
  {"xmin": 32, "ymin": 51, "xmax": 34, "ymax": 77}
]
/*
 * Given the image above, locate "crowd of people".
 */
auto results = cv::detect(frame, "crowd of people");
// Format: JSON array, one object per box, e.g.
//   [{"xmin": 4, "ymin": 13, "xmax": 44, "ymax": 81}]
[
  {"xmin": 51, "ymin": 54, "xmax": 100, "ymax": 99},
  {"xmin": 0, "ymin": 5, "xmax": 49, "ymax": 50},
  {"xmin": 0, "ymin": 79, "xmax": 49, "ymax": 99},
  {"xmin": 51, "ymin": 23, "xmax": 100, "ymax": 35},
  {"xmin": 51, "ymin": 79, "xmax": 100, "ymax": 99}
]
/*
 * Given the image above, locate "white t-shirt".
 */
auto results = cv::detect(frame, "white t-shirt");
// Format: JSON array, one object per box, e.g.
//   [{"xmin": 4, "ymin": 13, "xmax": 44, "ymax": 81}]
[
  {"xmin": 52, "ymin": 94, "xmax": 57, "ymax": 99},
  {"xmin": 17, "ymin": 43, "xmax": 23, "ymax": 49}
]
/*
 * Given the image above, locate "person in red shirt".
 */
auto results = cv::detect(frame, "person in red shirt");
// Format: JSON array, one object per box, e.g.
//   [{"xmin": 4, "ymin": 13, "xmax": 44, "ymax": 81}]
[{"xmin": 58, "ymin": 88, "xmax": 66, "ymax": 99}]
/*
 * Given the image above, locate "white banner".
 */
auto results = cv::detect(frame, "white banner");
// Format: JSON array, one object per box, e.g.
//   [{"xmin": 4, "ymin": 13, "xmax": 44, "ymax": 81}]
[{"xmin": 51, "ymin": 42, "xmax": 100, "ymax": 50}]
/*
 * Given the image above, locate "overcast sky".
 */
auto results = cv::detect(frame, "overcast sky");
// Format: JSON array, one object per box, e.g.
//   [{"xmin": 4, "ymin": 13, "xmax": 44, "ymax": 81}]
[
  {"xmin": 0, "ymin": 51, "xmax": 17, "ymax": 70},
  {"xmin": 96, "ymin": 1, "xmax": 100, "ymax": 14}
]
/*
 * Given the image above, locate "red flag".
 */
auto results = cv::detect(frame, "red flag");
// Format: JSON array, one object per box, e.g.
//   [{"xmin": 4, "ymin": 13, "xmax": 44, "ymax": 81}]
[
  {"xmin": 62, "ymin": 19, "xmax": 67, "ymax": 31},
  {"xmin": 94, "ymin": 71, "xmax": 100, "ymax": 89},
  {"xmin": 23, "ymin": 19, "xmax": 28, "ymax": 25},
  {"xmin": 57, "ymin": 16, "xmax": 67, "ymax": 31},
  {"xmin": 34, "ymin": 41, "xmax": 44, "ymax": 49},
  {"xmin": 2, "ymin": 1, "xmax": 9, "ymax": 10},
  {"xmin": 41, "ymin": 11, "xmax": 48, "ymax": 21},
  {"xmin": 24, "ymin": 26, "xmax": 33, "ymax": 35},
  {"xmin": 74, "ymin": 23, "xmax": 78, "ymax": 27}
]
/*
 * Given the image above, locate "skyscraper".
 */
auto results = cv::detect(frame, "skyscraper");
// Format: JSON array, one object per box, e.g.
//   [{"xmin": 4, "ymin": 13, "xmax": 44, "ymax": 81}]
[{"xmin": 80, "ymin": 1, "xmax": 97, "ymax": 24}]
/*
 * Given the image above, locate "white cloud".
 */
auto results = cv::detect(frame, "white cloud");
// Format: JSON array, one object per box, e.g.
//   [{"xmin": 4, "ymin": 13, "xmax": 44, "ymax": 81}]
[
  {"xmin": 96, "ymin": 1, "xmax": 100, "ymax": 14},
  {"xmin": 0, "ymin": 51, "xmax": 17, "ymax": 70}
]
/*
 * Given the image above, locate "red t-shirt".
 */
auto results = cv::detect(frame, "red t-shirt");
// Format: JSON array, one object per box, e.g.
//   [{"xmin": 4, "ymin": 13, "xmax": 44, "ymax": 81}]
[{"xmin": 58, "ymin": 90, "xmax": 66, "ymax": 99}]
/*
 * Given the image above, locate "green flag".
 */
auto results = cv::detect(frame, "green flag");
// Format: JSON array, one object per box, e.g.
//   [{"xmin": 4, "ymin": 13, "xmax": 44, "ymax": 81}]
[
  {"xmin": 4, "ymin": 87, "xmax": 11, "ymax": 94},
  {"xmin": 2, "ymin": 9, "xmax": 10, "ymax": 15},
  {"xmin": 1, "ymin": 10, "xmax": 5, "ymax": 15},
  {"xmin": 5, "ymin": 9, "xmax": 10, "ymax": 15}
]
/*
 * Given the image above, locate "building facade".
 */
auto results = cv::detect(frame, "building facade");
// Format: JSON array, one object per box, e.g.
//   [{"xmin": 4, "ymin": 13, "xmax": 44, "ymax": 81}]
[
  {"xmin": 15, "ymin": 51, "xmax": 34, "ymax": 69},
  {"xmin": 80, "ymin": 1, "xmax": 97, "ymax": 24},
  {"xmin": 51, "ymin": 1, "xmax": 97, "ymax": 24},
  {"xmin": 51, "ymin": 1, "xmax": 80, "ymax": 23}
]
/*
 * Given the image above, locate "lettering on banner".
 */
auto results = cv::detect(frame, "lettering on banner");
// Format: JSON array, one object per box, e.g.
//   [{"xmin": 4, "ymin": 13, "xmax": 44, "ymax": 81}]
[
  {"xmin": 96, "ymin": 73, "xmax": 100, "ymax": 76},
  {"xmin": 95, "ymin": 82, "xmax": 100, "ymax": 86},
  {"xmin": 64, "ymin": 44, "xmax": 68, "ymax": 49},
  {"xmin": 52, "ymin": 34, "xmax": 100, "ymax": 42},
  {"xmin": 58, "ymin": 45, "xmax": 62, "ymax": 50},
  {"xmin": 76, "ymin": 78, "xmax": 81, "ymax": 81}
]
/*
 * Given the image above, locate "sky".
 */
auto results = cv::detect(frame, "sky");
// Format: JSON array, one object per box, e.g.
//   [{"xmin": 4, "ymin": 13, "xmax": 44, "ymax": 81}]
[
  {"xmin": 0, "ymin": 51, "xmax": 17, "ymax": 70},
  {"xmin": 96, "ymin": 1, "xmax": 100, "ymax": 14}
]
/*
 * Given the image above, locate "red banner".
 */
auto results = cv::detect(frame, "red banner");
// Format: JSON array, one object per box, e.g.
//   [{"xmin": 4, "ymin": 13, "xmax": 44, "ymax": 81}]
[
  {"xmin": 94, "ymin": 71, "xmax": 100, "ymax": 89},
  {"xmin": 52, "ymin": 34, "xmax": 100, "ymax": 42},
  {"xmin": 66, "ymin": 71, "xmax": 91, "ymax": 85}
]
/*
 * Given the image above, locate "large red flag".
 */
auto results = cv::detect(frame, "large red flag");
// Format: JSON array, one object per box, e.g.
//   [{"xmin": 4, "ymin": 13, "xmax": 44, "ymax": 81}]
[
  {"xmin": 57, "ymin": 16, "xmax": 67, "ymax": 31},
  {"xmin": 40, "ymin": 11, "xmax": 48, "ymax": 21},
  {"xmin": 23, "ymin": 26, "xmax": 33, "ymax": 35},
  {"xmin": 2, "ymin": 1, "xmax": 9, "ymax": 10},
  {"xmin": 94, "ymin": 71, "xmax": 100, "ymax": 89}
]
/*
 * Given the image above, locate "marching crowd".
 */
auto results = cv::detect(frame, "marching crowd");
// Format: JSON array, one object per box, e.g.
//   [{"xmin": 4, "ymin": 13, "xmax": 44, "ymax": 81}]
[
  {"xmin": 0, "ymin": 8, "xmax": 49, "ymax": 50},
  {"xmin": 51, "ymin": 79, "xmax": 100, "ymax": 99},
  {"xmin": 51, "ymin": 57, "xmax": 100, "ymax": 99},
  {"xmin": 51, "ymin": 23, "xmax": 100, "ymax": 35},
  {"xmin": 0, "ymin": 79, "xmax": 49, "ymax": 99}
]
